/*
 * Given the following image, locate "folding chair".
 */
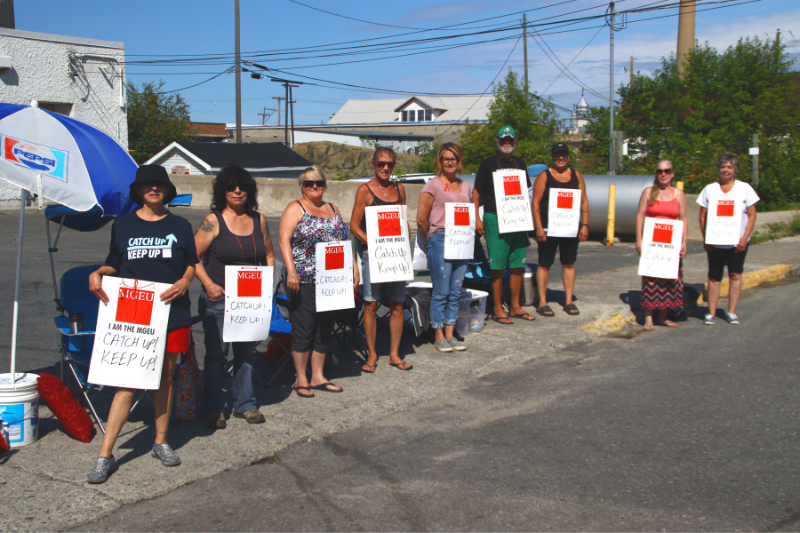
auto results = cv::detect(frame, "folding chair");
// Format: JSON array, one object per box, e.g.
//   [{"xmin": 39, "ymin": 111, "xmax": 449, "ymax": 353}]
[
  {"xmin": 254, "ymin": 295, "xmax": 293, "ymax": 387},
  {"xmin": 331, "ymin": 286, "xmax": 368, "ymax": 361},
  {"xmin": 54, "ymin": 265, "xmax": 148, "ymax": 434}
]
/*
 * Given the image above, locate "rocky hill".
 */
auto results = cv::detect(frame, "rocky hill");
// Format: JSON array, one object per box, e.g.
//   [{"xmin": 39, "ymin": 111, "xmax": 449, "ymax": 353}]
[{"xmin": 292, "ymin": 141, "xmax": 420, "ymax": 180}]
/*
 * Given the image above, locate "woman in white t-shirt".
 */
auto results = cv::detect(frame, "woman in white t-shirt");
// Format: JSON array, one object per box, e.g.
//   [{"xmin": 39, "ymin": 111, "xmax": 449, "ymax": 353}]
[{"xmin": 697, "ymin": 152, "xmax": 759, "ymax": 325}]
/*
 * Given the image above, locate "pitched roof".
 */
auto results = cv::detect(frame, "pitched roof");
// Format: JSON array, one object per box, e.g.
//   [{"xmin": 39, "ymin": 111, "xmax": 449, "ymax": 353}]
[
  {"xmin": 328, "ymin": 95, "xmax": 493, "ymax": 125},
  {"xmin": 170, "ymin": 141, "xmax": 311, "ymax": 171}
]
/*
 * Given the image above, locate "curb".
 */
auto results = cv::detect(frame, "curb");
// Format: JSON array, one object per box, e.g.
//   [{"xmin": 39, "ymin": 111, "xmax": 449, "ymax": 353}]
[
  {"xmin": 580, "ymin": 311, "xmax": 636, "ymax": 335},
  {"xmin": 698, "ymin": 263, "xmax": 793, "ymax": 303}
]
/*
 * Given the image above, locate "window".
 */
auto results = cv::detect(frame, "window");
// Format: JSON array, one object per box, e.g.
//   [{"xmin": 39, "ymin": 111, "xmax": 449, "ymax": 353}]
[
  {"xmin": 402, "ymin": 110, "xmax": 408, "ymax": 122},
  {"xmin": 417, "ymin": 110, "xmax": 424, "ymax": 122},
  {"xmin": 425, "ymin": 109, "xmax": 432, "ymax": 121},
  {"xmin": 38, "ymin": 102, "xmax": 73, "ymax": 116}
]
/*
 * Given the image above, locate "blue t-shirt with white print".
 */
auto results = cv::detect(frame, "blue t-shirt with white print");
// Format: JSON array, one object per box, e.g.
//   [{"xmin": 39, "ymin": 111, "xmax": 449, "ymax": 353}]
[{"xmin": 104, "ymin": 212, "xmax": 199, "ymax": 330}]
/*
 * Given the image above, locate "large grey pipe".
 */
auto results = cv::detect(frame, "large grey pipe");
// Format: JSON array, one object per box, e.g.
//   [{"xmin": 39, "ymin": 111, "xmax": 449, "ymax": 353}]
[{"xmin": 583, "ymin": 174, "xmax": 656, "ymax": 236}]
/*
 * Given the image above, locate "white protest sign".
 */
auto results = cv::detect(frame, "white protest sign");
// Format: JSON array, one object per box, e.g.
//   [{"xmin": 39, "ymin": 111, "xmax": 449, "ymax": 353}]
[
  {"xmin": 223, "ymin": 266, "xmax": 273, "ymax": 342},
  {"xmin": 365, "ymin": 205, "xmax": 413, "ymax": 283},
  {"xmin": 492, "ymin": 169, "xmax": 533, "ymax": 233},
  {"xmin": 705, "ymin": 196, "xmax": 742, "ymax": 246},
  {"xmin": 412, "ymin": 233, "xmax": 428, "ymax": 271},
  {"xmin": 638, "ymin": 218, "xmax": 683, "ymax": 279},
  {"xmin": 315, "ymin": 241, "xmax": 355, "ymax": 312},
  {"xmin": 88, "ymin": 277, "xmax": 172, "ymax": 390},
  {"xmin": 444, "ymin": 202, "xmax": 475, "ymax": 260},
  {"xmin": 547, "ymin": 188, "xmax": 582, "ymax": 237}
]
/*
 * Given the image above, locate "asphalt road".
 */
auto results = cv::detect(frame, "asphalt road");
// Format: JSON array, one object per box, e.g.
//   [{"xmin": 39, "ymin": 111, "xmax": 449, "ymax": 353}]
[
  {"xmin": 0, "ymin": 207, "xmax": 687, "ymax": 376},
  {"xmin": 78, "ymin": 277, "xmax": 800, "ymax": 532}
]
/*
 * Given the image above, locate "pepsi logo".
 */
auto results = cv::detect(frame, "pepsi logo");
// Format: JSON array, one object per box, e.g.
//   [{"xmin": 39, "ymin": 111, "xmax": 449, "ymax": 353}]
[{"xmin": 2, "ymin": 136, "xmax": 67, "ymax": 180}]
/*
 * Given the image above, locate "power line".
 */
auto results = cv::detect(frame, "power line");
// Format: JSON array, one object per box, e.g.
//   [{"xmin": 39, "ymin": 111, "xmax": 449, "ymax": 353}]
[{"xmin": 540, "ymin": 26, "xmax": 606, "ymax": 96}]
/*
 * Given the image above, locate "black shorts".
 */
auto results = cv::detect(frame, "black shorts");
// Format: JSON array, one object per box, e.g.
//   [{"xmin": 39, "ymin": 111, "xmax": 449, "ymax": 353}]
[
  {"xmin": 288, "ymin": 283, "xmax": 336, "ymax": 353},
  {"xmin": 707, "ymin": 245, "xmax": 748, "ymax": 282},
  {"xmin": 537, "ymin": 236, "xmax": 579, "ymax": 267}
]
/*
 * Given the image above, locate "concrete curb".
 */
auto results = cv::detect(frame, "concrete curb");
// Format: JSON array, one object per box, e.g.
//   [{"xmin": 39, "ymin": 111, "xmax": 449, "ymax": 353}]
[{"xmin": 699, "ymin": 263, "xmax": 794, "ymax": 302}]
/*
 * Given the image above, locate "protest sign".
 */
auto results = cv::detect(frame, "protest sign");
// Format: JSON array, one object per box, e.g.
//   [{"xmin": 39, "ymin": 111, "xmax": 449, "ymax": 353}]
[
  {"xmin": 492, "ymin": 169, "xmax": 533, "ymax": 233},
  {"xmin": 444, "ymin": 202, "xmax": 475, "ymax": 260},
  {"xmin": 365, "ymin": 205, "xmax": 413, "ymax": 283},
  {"xmin": 223, "ymin": 266, "xmax": 273, "ymax": 342},
  {"xmin": 705, "ymin": 196, "xmax": 742, "ymax": 246},
  {"xmin": 547, "ymin": 188, "xmax": 582, "ymax": 237},
  {"xmin": 412, "ymin": 233, "xmax": 428, "ymax": 271},
  {"xmin": 638, "ymin": 218, "xmax": 683, "ymax": 279},
  {"xmin": 315, "ymin": 241, "xmax": 355, "ymax": 312},
  {"xmin": 88, "ymin": 277, "xmax": 172, "ymax": 390}
]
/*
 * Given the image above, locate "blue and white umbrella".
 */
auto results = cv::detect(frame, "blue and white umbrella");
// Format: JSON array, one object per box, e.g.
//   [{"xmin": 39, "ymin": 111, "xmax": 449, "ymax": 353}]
[{"xmin": 0, "ymin": 102, "xmax": 138, "ymax": 386}]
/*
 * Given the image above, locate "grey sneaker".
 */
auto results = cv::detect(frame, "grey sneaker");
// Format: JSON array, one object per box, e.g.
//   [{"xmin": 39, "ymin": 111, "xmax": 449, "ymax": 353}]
[
  {"xmin": 727, "ymin": 312, "xmax": 740, "ymax": 325},
  {"xmin": 232, "ymin": 409, "xmax": 266, "ymax": 424},
  {"xmin": 447, "ymin": 337, "xmax": 467, "ymax": 351},
  {"xmin": 87, "ymin": 455, "xmax": 117, "ymax": 484},
  {"xmin": 151, "ymin": 443, "xmax": 181, "ymax": 467},
  {"xmin": 704, "ymin": 314, "xmax": 716, "ymax": 325},
  {"xmin": 434, "ymin": 338, "xmax": 454, "ymax": 352}
]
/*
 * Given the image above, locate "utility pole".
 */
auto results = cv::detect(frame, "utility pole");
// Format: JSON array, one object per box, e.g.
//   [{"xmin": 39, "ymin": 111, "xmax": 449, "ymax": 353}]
[
  {"xmin": 289, "ymin": 84, "xmax": 298, "ymax": 147},
  {"xmin": 751, "ymin": 134, "xmax": 759, "ymax": 187},
  {"xmin": 522, "ymin": 13, "xmax": 529, "ymax": 92},
  {"xmin": 271, "ymin": 96, "xmax": 284, "ymax": 126},
  {"xmin": 676, "ymin": 0, "xmax": 696, "ymax": 74},
  {"xmin": 630, "ymin": 56, "xmax": 634, "ymax": 86},
  {"xmin": 609, "ymin": 2, "xmax": 616, "ymax": 174},
  {"xmin": 234, "ymin": 0, "xmax": 242, "ymax": 144},
  {"xmin": 258, "ymin": 107, "xmax": 276, "ymax": 126}
]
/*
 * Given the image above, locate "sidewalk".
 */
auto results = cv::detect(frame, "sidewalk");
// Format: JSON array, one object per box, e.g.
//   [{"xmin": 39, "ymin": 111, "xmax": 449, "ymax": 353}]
[{"xmin": 1, "ymin": 238, "xmax": 798, "ymax": 532}]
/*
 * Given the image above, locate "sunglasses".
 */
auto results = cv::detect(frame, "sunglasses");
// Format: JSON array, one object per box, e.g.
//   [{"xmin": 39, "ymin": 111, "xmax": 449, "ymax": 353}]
[
  {"xmin": 225, "ymin": 182, "xmax": 244, "ymax": 192},
  {"xmin": 656, "ymin": 169, "xmax": 674, "ymax": 175},
  {"xmin": 303, "ymin": 180, "xmax": 326, "ymax": 188},
  {"xmin": 441, "ymin": 157, "xmax": 458, "ymax": 164},
  {"xmin": 374, "ymin": 161, "xmax": 395, "ymax": 169}
]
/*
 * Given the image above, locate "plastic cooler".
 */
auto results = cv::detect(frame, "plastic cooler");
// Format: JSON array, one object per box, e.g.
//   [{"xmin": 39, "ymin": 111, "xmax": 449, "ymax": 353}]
[{"xmin": 455, "ymin": 289, "xmax": 488, "ymax": 335}]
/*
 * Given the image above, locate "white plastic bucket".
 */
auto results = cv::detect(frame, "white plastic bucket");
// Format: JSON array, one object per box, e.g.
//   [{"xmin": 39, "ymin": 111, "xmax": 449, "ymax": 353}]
[{"xmin": 0, "ymin": 373, "xmax": 40, "ymax": 448}]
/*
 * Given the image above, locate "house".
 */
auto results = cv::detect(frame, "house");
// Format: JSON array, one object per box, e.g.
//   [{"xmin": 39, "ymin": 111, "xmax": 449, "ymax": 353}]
[
  {"xmin": 0, "ymin": 25, "xmax": 127, "ymax": 206},
  {"xmin": 145, "ymin": 141, "xmax": 312, "ymax": 178},
  {"xmin": 190, "ymin": 122, "xmax": 227, "ymax": 143},
  {"xmin": 231, "ymin": 94, "xmax": 493, "ymax": 146}
]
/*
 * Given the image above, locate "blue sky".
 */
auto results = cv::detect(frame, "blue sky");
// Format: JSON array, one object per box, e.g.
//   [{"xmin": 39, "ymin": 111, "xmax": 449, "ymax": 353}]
[{"xmin": 15, "ymin": 0, "xmax": 800, "ymax": 127}]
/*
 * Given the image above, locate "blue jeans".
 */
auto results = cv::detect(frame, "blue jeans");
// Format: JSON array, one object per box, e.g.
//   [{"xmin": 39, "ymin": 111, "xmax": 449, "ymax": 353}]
[
  {"xmin": 427, "ymin": 231, "xmax": 468, "ymax": 329},
  {"xmin": 199, "ymin": 291, "xmax": 258, "ymax": 414}
]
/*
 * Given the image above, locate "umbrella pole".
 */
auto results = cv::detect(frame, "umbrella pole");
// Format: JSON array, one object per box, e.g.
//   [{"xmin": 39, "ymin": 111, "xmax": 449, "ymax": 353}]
[{"xmin": 10, "ymin": 192, "xmax": 26, "ymax": 388}]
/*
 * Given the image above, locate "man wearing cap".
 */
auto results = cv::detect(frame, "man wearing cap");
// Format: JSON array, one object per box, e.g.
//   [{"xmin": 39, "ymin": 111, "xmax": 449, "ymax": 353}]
[
  {"xmin": 473, "ymin": 126, "xmax": 536, "ymax": 324},
  {"xmin": 531, "ymin": 143, "xmax": 590, "ymax": 317}
]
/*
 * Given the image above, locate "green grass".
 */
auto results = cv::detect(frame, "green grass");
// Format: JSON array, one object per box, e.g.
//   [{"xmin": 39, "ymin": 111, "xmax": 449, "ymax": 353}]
[{"xmin": 749, "ymin": 212, "xmax": 800, "ymax": 245}]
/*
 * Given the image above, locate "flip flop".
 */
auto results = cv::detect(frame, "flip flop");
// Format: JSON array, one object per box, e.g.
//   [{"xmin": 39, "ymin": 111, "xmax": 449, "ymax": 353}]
[
  {"xmin": 492, "ymin": 315, "xmax": 514, "ymax": 325},
  {"xmin": 658, "ymin": 320, "xmax": 679, "ymax": 328},
  {"xmin": 389, "ymin": 361, "xmax": 413, "ymax": 371},
  {"xmin": 311, "ymin": 382, "xmax": 343, "ymax": 393},
  {"xmin": 292, "ymin": 385, "xmax": 315, "ymax": 398},
  {"xmin": 510, "ymin": 312, "xmax": 535, "ymax": 321},
  {"xmin": 361, "ymin": 363, "xmax": 377, "ymax": 373},
  {"xmin": 564, "ymin": 303, "xmax": 580, "ymax": 316},
  {"xmin": 643, "ymin": 324, "xmax": 655, "ymax": 331},
  {"xmin": 537, "ymin": 305, "xmax": 555, "ymax": 317}
]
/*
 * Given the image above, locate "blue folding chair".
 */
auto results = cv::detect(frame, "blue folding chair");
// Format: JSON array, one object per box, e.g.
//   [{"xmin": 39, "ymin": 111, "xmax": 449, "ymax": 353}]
[
  {"xmin": 54, "ymin": 265, "xmax": 147, "ymax": 433},
  {"xmin": 253, "ymin": 295, "xmax": 293, "ymax": 387}
]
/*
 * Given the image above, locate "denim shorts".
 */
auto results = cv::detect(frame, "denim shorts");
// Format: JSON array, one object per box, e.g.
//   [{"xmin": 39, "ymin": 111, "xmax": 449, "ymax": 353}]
[{"xmin": 360, "ymin": 248, "xmax": 407, "ymax": 303}]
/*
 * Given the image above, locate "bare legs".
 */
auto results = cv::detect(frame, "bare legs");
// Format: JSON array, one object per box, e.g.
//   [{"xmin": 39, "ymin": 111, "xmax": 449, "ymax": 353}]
[
  {"xmin": 707, "ymin": 272, "xmax": 742, "ymax": 316},
  {"xmin": 537, "ymin": 263, "xmax": 576, "ymax": 309},
  {"xmin": 491, "ymin": 268, "xmax": 525, "ymax": 320},
  {"xmin": 292, "ymin": 349, "xmax": 328, "ymax": 395},
  {"xmin": 98, "ymin": 352, "xmax": 179, "ymax": 458},
  {"xmin": 363, "ymin": 300, "xmax": 405, "ymax": 367}
]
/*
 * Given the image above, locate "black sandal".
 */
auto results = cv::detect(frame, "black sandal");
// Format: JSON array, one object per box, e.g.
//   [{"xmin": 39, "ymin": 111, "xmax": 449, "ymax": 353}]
[
  {"xmin": 564, "ymin": 303, "xmax": 580, "ymax": 315},
  {"xmin": 537, "ymin": 305, "xmax": 555, "ymax": 317},
  {"xmin": 292, "ymin": 385, "xmax": 315, "ymax": 398}
]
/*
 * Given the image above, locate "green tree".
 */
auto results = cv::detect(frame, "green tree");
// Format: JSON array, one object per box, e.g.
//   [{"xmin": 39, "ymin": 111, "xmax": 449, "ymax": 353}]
[
  {"xmin": 414, "ymin": 69, "xmax": 559, "ymax": 173},
  {"xmin": 584, "ymin": 34, "xmax": 800, "ymax": 208},
  {"xmin": 126, "ymin": 81, "xmax": 195, "ymax": 164}
]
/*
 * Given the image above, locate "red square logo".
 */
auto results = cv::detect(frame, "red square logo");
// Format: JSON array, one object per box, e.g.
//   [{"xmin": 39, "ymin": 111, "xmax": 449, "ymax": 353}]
[
  {"xmin": 325, "ymin": 246, "xmax": 344, "ymax": 270},
  {"xmin": 716, "ymin": 199, "xmax": 735, "ymax": 217},
  {"xmin": 503, "ymin": 176, "xmax": 522, "ymax": 196},
  {"xmin": 652, "ymin": 223, "xmax": 674, "ymax": 244},
  {"xmin": 454, "ymin": 207, "xmax": 470, "ymax": 226},
  {"xmin": 116, "ymin": 287, "xmax": 154, "ymax": 325},
  {"xmin": 377, "ymin": 212, "xmax": 402, "ymax": 237},
  {"xmin": 556, "ymin": 191, "xmax": 574, "ymax": 209},
  {"xmin": 237, "ymin": 270, "xmax": 262, "ymax": 297}
]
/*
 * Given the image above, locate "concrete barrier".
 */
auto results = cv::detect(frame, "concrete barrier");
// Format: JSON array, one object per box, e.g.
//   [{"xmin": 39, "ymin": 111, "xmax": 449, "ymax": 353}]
[{"xmin": 171, "ymin": 175, "xmax": 424, "ymax": 223}]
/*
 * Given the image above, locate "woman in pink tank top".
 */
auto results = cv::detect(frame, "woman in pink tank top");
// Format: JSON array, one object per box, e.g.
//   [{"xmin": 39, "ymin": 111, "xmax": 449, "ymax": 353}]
[{"xmin": 635, "ymin": 160, "xmax": 689, "ymax": 331}]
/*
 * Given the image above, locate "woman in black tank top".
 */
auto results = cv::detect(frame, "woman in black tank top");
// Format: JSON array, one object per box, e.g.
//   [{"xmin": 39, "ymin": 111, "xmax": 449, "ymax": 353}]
[
  {"xmin": 194, "ymin": 165, "xmax": 276, "ymax": 428},
  {"xmin": 531, "ymin": 144, "xmax": 590, "ymax": 317}
]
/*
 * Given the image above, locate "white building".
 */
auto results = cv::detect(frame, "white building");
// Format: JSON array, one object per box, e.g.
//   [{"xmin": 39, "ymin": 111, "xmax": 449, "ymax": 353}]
[
  {"xmin": 329, "ymin": 95, "xmax": 493, "ymax": 125},
  {"xmin": 0, "ymin": 27, "xmax": 127, "ymax": 206},
  {"xmin": 567, "ymin": 92, "xmax": 590, "ymax": 135}
]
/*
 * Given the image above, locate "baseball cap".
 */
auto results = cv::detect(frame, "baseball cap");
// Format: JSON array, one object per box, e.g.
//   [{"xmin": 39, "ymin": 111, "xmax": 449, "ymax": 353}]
[
  {"xmin": 551, "ymin": 142, "xmax": 570, "ymax": 156},
  {"xmin": 497, "ymin": 126, "xmax": 516, "ymax": 139}
]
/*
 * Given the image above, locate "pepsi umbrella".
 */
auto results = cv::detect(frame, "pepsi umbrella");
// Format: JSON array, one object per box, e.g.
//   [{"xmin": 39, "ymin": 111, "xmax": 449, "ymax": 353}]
[{"xmin": 0, "ymin": 102, "xmax": 138, "ymax": 387}]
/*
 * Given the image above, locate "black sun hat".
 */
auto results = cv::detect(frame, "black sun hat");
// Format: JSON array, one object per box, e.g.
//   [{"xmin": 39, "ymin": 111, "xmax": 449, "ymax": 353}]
[{"xmin": 129, "ymin": 165, "xmax": 177, "ymax": 205}]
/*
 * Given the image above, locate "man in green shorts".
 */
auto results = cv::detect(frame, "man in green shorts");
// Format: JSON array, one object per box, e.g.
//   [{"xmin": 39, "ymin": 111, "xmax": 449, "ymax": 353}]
[{"xmin": 473, "ymin": 126, "xmax": 535, "ymax": 324}]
